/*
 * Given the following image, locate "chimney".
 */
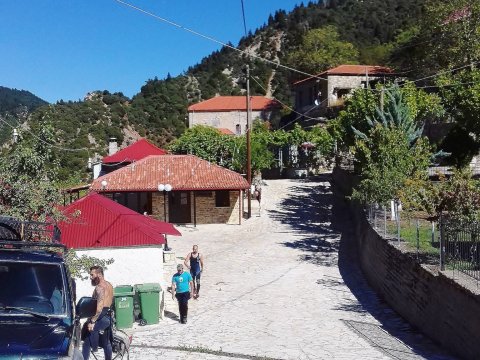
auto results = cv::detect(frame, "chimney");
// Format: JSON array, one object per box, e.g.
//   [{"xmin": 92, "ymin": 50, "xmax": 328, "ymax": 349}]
[{"xmin": 108, "ymin": 137, "xmax": 118, "ymax": 155}]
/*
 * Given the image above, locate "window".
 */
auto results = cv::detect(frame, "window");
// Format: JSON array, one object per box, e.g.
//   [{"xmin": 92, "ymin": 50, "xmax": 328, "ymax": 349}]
[
  {"xmin": 0, "ymin": 262, "xmax": 66, "ymax": 315},
  {"xmin": 109, "ymin": 192, "xmax": 152, "ymax": 214},
  {"xmin": 235, "ymin": 124, "xmax": 241, "ymax": 135},
  {"xmin": 215, "ymin": 191, "xmax": 230, "ymax": 207}
]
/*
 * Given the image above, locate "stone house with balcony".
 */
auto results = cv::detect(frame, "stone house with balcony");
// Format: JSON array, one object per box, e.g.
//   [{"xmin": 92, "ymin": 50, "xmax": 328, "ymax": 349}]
[
  {"xmin": 188, "ymin": 96, "xmax": 281, "ymax": 134},
  {"xmin": 292, "ymin": 65, "xmax": 396, "ymax": 123},
  {"xmin": 90, "ymin": 154, "xmax": 250, "ymax": 225}
]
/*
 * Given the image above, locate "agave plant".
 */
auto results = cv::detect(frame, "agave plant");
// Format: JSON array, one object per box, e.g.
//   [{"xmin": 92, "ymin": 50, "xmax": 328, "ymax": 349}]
[{"xmin": 352, "ymin": 85, "xmax": 423, "ymax": 145}]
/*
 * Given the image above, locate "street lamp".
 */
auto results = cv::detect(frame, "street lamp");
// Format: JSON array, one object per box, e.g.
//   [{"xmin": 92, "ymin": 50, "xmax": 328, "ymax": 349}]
[
  {"xmin": 158, "ymin": 183, "xmax": 173, "ymax": 251},
  {"xmin": 12, "ymin": 128, "xmax": 18, "ymax": 143}
]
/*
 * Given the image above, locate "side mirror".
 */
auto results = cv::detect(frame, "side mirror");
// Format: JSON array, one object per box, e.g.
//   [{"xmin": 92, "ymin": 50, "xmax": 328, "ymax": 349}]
[{"xmin": 76, "ymin": 297, "xmax": 97, "ymax": 319}]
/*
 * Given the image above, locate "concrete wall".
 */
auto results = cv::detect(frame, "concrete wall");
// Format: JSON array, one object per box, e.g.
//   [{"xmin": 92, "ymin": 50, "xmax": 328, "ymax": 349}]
[
  {"xmin": 74, "ymin": 246, "xmax": 165, "ymax": 300},
  {"xmin": 188, "ymin": 110, "xmax": 267, "ymax": 134},
  {"xmin": 152, "ymin": 191, "xmax": 242, "ymax": 225},
  {"xmin": 333, "ymin": 168, "xmax": 480, "ymax": 360}
]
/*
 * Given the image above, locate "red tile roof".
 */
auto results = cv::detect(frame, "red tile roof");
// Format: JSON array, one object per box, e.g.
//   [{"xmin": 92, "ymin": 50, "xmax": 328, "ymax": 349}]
[
  {"xmin": 59, "ymin": 193, "xmax": 181, "ymax": 249},
  {"xmin": 103, "ymin": 138, "xmax": 167, "ymax": 164},
  {"xmin": 188, "ymin": 96, "xmax": 281, "ymax": 112},
  {"xmin": 293, "ymin": 65, "xmax": 395, "ymax": 85},
  {"xmin": 218, "ymin": 128, "xmax": 235, "ymax": 135},
  {"xmin": 91, "ymin": 155, "xmax": 250, "ymax": 191}
]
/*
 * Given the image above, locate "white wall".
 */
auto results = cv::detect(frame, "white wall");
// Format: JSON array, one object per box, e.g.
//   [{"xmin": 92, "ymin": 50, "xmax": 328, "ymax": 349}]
[{"xmin": 74, "ymin": 246, "xmax": 165, "ymax": 300}]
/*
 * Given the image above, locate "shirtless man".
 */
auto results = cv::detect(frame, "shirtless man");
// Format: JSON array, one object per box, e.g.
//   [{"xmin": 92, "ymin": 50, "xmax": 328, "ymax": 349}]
[
  {"xmin": 184, "ymin": 245, "xmax": 204, "ymax": 299},
  {"xmin": 82, "ymin": 265, "xmax": 114, "ymax": 360}
]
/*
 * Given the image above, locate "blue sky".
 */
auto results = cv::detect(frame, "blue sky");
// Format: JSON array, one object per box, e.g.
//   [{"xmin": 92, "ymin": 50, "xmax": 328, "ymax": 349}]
[{"xmin": 0, "ymin": 1, "xmax": 302, "ymax": 103}]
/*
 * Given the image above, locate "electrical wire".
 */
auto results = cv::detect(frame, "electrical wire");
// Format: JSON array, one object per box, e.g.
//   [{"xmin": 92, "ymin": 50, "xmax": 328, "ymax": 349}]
[
  {"xmin": 410, "ymin": 61, "xmax": 480, "ymax": 84},
  {"xmin": 250, "ymin": 75, "xmax": 324, "ymax": 122},
  {"xmin": 113, "ymin": 0, "xmax": 328, "ymax": 82},
  {"xmin": 277, "ymin": 97, "xmax": 329, "ymax": 131},
  {"xmin": 0, "ymin": 116, "xmax": 90, "ymax": 153}
]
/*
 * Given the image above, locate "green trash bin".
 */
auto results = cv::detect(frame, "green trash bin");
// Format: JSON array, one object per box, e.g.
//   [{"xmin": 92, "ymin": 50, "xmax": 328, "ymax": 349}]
[
  {"xmin": 134, "ymin": 283, "xmax": 161, "ymax": 325},
  {"xmin": 113, "ymin": 285, "xmax": 135, "ymax": 329}
]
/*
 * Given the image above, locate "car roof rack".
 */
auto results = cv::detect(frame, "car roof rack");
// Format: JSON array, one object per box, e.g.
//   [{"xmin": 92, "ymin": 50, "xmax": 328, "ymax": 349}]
[{"xmin": 0, "ymin": 216, "xmax": 66, "ymax": 253}]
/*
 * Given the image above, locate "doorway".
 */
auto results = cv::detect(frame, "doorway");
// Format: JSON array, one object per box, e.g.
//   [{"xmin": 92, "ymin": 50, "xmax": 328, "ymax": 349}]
[{"xmin": 169, "ymin": 191, "xmax": 192, "ymax": 223}]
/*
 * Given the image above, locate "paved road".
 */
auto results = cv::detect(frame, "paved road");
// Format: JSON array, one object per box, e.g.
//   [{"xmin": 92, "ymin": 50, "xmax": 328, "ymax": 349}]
[{"xmin": 127, "ymin": 176, "xmax": 456, "ymax": 360}]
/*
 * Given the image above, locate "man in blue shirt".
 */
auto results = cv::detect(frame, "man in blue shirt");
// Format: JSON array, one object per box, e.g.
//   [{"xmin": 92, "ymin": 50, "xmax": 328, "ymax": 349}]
[{"xmin": 171, "ymin": 263, "xmax": 193, "ymax": 324}]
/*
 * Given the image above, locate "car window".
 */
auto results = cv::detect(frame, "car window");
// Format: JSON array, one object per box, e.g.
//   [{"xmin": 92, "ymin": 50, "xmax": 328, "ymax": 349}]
[{"xmin": 0, "ymin": 262, "xmax": 66, "ymax": 315}]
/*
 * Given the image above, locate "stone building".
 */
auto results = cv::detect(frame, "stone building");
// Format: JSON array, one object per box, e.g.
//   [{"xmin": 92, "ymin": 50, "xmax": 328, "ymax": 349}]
[
  {"xmin": 90, "ymin": 154, "xmax": 250, "ymax": 225},
  {"xmin": 188, "ymin": 96, "xmax": 281, "ymax": 135},
  {"xmin": 292, "ymin": 65, "xmax": 396, "ymax": 122}
]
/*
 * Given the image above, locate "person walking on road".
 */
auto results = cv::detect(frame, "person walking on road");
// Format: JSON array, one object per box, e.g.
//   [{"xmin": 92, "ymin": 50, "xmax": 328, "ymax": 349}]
[
  {"xmin": 254, "ymin": 185, "xmax": 262, "ymax": 215},
  {"xmin": 172, "ymin": 263, "xmax": 193, "ymax": 324},
  {"xmin": 184, "ymin": 245, "xmax": 204, "ymax": 299}
]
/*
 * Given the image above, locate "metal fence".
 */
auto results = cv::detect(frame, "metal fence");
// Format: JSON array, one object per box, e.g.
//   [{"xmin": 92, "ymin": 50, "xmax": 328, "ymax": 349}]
[
  {"xmin": 365, "ymin": 204, "xmax": 480, "ymax": 282},
  {"xmin": 365, "ymin": 203, "xmax": 440, "ymax": 263},
  {"xmin": 441, "ymin": 219, "xmax": 480, "ymax": 281}
]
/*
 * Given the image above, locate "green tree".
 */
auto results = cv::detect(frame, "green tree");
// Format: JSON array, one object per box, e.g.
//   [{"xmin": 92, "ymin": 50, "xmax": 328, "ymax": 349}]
[
  {"xmin": 437, "ymin": 69, "xmax": 480, "ymax": 166},
  {"xmin": 0, "ymin": 122, "xmax": 112, "ymax": 278},
  {"xmin": 167, "ymin": 125, "xmax": 234, "ymax": 165},
  {"xmin": 352, "ymin": 125, "xmax": 432, "ymax": 205},
  {"xmin": 350, "ymin": 85, "xmax": 435, "ymax": 205},
  {"xmin": 401, "ymin": 168, "xmax": 480, "ymax": 223},
  {"xmin": 407, "ymin": 0, "xmax": 480, "ymax": 73},
  {"xmin": 288, "ymin": 26, "xmax": 359, "ymax": 75}
]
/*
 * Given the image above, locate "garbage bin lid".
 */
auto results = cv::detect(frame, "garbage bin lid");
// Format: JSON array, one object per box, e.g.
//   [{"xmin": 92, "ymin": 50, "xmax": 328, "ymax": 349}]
[
  {"xmin": 114, "ymin": 285, "xmax": 135, "ymax": 296},
  {"xmin": 134, "ymin": 283, "xmax": 161, "ymax": 293}
]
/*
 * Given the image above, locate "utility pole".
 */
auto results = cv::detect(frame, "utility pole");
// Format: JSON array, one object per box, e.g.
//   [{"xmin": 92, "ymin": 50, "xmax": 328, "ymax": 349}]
[
  {"xmin": 246, "ymin": 65, "xmax": 252, "ymax": 219},
  {"xmin": 380, "ymin": 86, "xmax": 385, "ymax": 112}
]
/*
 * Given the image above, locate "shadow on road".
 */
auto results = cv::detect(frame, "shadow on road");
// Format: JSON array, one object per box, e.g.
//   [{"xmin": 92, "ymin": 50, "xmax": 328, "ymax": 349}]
[
  {"xmin": 270, "ymin": 174, "xmax": 455, "ymax": 360},
  {"xmin": 269, "ymin": 174, "xmax": 341, "ymax": 267}
]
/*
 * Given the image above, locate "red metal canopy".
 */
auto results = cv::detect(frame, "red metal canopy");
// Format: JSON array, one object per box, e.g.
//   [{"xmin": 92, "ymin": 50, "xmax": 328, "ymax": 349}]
[
  {"xmin": 102, "ymin": 138, "xmax": 167, "ymax": 164},
  {"xmin": 59, "ymin": 193, "xmax": 180, "ymax": 249}
]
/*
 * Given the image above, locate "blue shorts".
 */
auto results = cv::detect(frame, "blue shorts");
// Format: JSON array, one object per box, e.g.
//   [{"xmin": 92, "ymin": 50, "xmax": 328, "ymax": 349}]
[{"xmin": 190, "ymin": 270, "xmax": 201, "ymax": 281}]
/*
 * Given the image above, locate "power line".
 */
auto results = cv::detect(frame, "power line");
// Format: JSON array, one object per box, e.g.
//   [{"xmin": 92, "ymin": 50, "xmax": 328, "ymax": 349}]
[
  {"xmin": 113, "ymin": 0, "xmax": 328, "ymax": 82},
  {"xmin": 250, "ymin": 76, "xmax": 324, "ymax": 123},
  {"xmin": 277, "ymin": 97, "xmax": 328, "ymax": 131},
  {"xmin": 411, "ymin": 61, "xmax": 480, "ymax": 84},
  {"xmin": 0, "ymin": 116, "xmax": 91, "ymax": 153}
]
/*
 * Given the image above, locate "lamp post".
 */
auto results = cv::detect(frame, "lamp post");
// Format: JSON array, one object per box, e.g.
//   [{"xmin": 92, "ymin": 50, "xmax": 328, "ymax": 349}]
[
  {"xmin": 158, "ymin": 183, "xmax": 172, "ymax": 251},
  {"xmin": 12, "ymin": 128, "xmax": 18, "ymax": 143}
]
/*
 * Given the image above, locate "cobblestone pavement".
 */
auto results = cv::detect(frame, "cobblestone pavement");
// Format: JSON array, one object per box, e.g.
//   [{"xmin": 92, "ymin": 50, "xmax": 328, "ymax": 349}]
[{"xmin": 127, "ymin": 176, "xmax": 456, "ymax": 360}]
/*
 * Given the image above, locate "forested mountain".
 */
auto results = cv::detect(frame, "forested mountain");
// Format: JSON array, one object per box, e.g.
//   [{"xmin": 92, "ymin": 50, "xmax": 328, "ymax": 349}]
[
  {"xmin": 0, "ymin": 87, "xmax": 48, "ymax": 144},
  {"xmin": 0, "ymin": 0, "xmax": 428, "ymax": 181},
  {"xmin": 0, "ymin": 86, "xmax": 47, "ymax": 114}
]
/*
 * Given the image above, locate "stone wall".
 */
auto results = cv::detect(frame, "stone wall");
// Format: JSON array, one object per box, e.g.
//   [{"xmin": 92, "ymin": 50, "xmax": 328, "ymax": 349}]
[
  {"xmin": 152, "ymin": 191, "xmax": 242, "ymax": 225},
  {"xmin": 188, "ymin": 110, "xmax": 267, "ymax": 134},
  {"xmin": 333, "ymin": 168, "xmax": 480, "ymax": 360},
  {"xmin": 195, "ymin": 190, "xmax": 242, "ymax": 224},
  {"xmin": 152, "ymin": 192, "xmax": 169, "ymax": 221}
]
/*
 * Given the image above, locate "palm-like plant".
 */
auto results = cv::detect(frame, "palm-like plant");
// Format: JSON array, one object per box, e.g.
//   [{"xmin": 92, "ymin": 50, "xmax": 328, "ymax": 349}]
[{"xmin": 352, "ymin": 85, "xmax": 423, "ymax": 145}]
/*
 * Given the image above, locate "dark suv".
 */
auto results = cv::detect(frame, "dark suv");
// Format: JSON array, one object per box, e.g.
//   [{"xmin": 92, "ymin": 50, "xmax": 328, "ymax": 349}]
[{"xmin": 0, "ymin": 216, "xmax": 83, "ymax": 359}]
